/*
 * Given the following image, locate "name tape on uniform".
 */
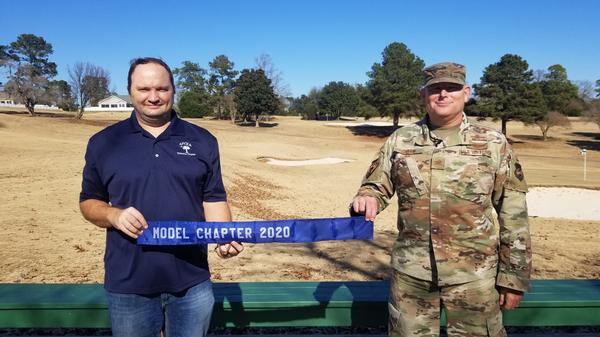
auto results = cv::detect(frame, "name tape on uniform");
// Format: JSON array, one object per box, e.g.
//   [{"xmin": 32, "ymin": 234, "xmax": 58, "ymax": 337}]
[{"xmin": 137, "ymin": 216, "xmax": 373, "ymax": 245}]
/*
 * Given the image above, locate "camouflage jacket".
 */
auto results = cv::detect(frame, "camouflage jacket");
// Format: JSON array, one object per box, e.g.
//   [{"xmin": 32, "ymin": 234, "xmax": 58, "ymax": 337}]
[{"xmin": 356, "ymin": 114, "xmax": 532, "ymax": 291}]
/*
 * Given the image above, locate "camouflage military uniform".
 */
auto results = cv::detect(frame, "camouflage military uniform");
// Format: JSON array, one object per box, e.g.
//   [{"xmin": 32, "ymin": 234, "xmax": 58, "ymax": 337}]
[{"xmin": 356, "ymin": 114, "xmax": 532, "ymax": 337}]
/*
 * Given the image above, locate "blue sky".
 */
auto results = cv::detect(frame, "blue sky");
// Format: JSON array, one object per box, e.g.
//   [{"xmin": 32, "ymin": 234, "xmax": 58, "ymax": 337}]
[{"xmin": 1, "ymin": 0, "xmax": 599, "ymax": 97}]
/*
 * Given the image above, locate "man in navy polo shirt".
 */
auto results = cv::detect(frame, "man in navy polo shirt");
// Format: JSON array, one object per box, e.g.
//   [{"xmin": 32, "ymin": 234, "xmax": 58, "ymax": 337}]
[{"xmin": 80, "ymin": 57, "xmax": 243, "ymax": 337}]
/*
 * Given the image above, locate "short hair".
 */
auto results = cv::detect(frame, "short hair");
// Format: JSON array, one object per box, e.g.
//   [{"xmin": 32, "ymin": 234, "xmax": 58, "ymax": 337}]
[{"xmin": 127, "ymin": 57, "xmax": 175, "ymax": 94}]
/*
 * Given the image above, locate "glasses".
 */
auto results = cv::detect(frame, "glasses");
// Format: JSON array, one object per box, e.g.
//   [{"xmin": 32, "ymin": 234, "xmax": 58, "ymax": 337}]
[{"xmin": 425, "ymin": 83, "xmax": 464, "ymax": 95}]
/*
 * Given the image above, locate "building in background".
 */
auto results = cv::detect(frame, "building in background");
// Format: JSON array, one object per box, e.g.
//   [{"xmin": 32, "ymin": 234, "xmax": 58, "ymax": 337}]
[
  {"xmin": 0, "ymin": 92, "xmax": 15, "ymax": 106},
  {"xmin": 84, "ymin": 95, "xmax": 133, "ymax": 112},
  {"xmin": 0, "ymin": 91, "xmax": 59, "ymax": 110}
]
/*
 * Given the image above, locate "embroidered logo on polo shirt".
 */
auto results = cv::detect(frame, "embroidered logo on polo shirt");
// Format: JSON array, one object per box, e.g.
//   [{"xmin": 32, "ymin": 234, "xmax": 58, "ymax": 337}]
[{"xmin": 177, "ymin": 142, "xmax": 196, "ymax": 156}]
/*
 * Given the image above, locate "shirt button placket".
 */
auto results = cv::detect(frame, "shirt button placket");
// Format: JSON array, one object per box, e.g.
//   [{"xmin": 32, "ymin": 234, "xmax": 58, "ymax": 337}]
[{"xmin": 153, "ymin": 141, "xmax": 161, "ymax": 168}]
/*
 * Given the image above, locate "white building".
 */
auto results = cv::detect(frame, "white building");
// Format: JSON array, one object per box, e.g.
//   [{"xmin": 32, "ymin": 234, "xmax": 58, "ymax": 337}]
[
  {"xmin": 0, "ymin": 92, "xmax": 15, "ymax": 105},
  {"xmin": 84, "ymin": 95, "xmax": 133, "ymax": 112},
  {"xmin": 0, "ymin": 92, "xmax": 58, "ymax": 110}
]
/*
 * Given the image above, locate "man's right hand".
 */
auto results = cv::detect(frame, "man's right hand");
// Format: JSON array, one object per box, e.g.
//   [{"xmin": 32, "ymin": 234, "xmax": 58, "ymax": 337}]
[
  {"xmin": 108, "ymin": 207, "xmax": 148, "ymax": 239},
  {"xmin": 351, "ymin": 195, "xmax": 378, "ymax": 221}
]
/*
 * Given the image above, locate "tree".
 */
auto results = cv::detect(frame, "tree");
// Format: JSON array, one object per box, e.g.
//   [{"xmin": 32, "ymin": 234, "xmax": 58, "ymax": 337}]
[
  {"xmin": 472, "ymin": 54, "xmax": 545, "ymax": 135},
  {"xmin": 317, "ymin": 81, "xmax": 360, "ymax": 119},
  {"xmin": 524, "ymin": 65, "xmax": 582, "ymax": 140},
  {"xmin": 208, "ymin": 55, "xmax": 238, "ymax": 120},
  {"xmin": 366, "ymin": 42, "xmax": 424, "ymax": 128},
  {"xmin": 84, "ymin": 73, "xmax": 110, "ymax": 107},
  {"xmin": 596, "ymin": 80, "xmax": 600, "ymax": 98},
  {"xmin": 356, "ymin": 84, "xmax": 379, "ymax": 120},
  {"xmin": 68, "ymin": 62, "xmax": 110, "ymax": 119},
  {"xmin": 276, "ymin": 96, "xmax": 295, "ymax": 116},
  {"xmin": 0, "ymin": 45, "xmax": 12, "ymax": 68},
  {"xmin": 48, "ymin": 80, "xmax": 76, "ymax": 111},
  {"xmin": 526, "ymin": 65, "xmax": 581, "ymax": 141},
  {"xmin": 357, "ymin": 103, "xmax": 379, "ymax": 120},
  {"xmin": 7, "ymin": 34, "xmax": 57, "ymax": 75},
  {"xmin": 464, "ymin": 97, "xmax": 482, "ymax": 118},
  {"xmin": 177, "ymin": 90, "xmax": 211, "ymax": 118},
  {"xmin": 545, "ymin": 64, "xmax": 568, "ymax": 82},
  {"xmin": 538, "ymin": 64, "xmax": 581, "ymax": 116},
  {"xmin": 1, "ymin": 34, "xmax": 57, "ymax": 116},
  {"xmin": 255, "ymin": 53, "xmax": 291, "ymax": 97},
  {"xmin": 535, "ymin": 111, "xmax": 571, "ymax": 141},
  {"xmin": 222, "ymin": 93, "xmax": 237, "ymax": 121},
  {"xmin": 575, "ymin": 80, "xmax": 595, "ymax": 101},
  {"xmin": 290, "ymin": 89, "xmax": 320, "ymax": 120},
  {"xmin": 173, "ymin": 61, "xmax": 207, "ymax": 93},
  {"xmin": 173, "ymin": 61, "xmax": 213, "ymax": 117},
  {"xmin": 4, "ymin": 65, "xmax": 50, "ymax": 115},
  {"xmin": 234, "ymin": 68, "xmax": 278, "ymax": 127},
  {"xmin": 584, "ymin": 99, "xmax": 600, "ymax": 129}
]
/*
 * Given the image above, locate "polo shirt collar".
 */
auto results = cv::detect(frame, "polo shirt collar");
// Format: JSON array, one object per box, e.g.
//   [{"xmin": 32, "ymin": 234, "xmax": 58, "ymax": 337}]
[
  {"xmin": 169, "ymin": 112, "xmax": 186, "ymax": 136},
  {"xmin": 127, "ymin": 110, "xmax": 186, "ymax": 137}
]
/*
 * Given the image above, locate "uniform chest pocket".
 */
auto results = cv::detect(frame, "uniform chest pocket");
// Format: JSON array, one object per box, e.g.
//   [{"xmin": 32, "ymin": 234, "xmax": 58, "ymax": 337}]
[
  {"xmin": 391, "ymin": 149, "xmax": 429, "ymax": 198},
  {"xmin": 444, "ymin": 148, "xmax": 496, "ymax": 204}
]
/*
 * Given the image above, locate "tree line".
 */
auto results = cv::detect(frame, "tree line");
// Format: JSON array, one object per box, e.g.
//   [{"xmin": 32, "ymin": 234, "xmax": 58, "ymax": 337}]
[
  {"xmin": 0, "ymin": 34, "xmax": 284, "ymax": 126},
  {"xmin": 172, "ymin": 54, "xmax": 283, "ymax": 127},
  {"xmin": 290, "ymin": 42, "xmax": 600, "ymax": 138},
  {"xmin": 2, "ymin": 34, "xmax": 600, "ymax": 135},
  {"xmin": 0, "ymin": 34, "xmax": 111, "ymax": 118}
]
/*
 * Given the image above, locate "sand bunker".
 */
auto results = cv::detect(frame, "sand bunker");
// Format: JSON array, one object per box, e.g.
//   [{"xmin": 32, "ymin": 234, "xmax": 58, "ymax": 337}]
[
  {"xmin": 527, "ymin": 187, "xmax": 600, "ymax": 220},
  {"xmin": 258, "ymin": 157, "xmax": 354, "ymax": 166}
]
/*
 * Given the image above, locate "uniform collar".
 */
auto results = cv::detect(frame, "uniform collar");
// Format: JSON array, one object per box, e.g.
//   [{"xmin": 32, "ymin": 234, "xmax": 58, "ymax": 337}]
[
  {"xmin": 415, "ymin": 112, "xmax": 472, "ymax": 146},
  {"xmin": 127, "ymin": 110, "xmax": 186, "ymax": 137}
]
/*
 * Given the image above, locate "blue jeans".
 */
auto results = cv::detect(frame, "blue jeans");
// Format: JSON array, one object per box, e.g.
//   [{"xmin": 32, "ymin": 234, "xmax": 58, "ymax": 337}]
[{"xmin": 106, "ymin": 279, "xmax": 215, "ymax": 337}]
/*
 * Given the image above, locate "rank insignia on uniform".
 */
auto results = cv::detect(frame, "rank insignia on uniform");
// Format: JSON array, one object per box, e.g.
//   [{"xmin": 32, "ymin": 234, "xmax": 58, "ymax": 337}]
[{"xmin": 514, "ymin": 162, "xmax": 524, "ymax": 181}]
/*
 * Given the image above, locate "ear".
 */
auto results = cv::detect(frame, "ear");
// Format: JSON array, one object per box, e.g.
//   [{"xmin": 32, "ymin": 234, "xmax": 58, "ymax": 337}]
[
  {"xmin": 463, "ymin": 85, "xmax": 471, "ymax": 102},
  {"xmin": 420, "ymin": 87, "xmax": 427, "ymax": 99}
]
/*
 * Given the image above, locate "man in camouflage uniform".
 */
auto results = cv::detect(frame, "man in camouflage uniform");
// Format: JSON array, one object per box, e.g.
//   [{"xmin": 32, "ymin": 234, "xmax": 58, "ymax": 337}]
[{"xmin": 351, "ymin": 62, "xmax": 531, "ymax": 337}]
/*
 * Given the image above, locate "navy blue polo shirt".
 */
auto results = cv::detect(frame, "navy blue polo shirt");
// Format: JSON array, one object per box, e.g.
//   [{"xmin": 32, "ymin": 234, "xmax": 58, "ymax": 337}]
[{"xmin": 80, "ymin": 111, "xmax": 226, "ymax": 294}]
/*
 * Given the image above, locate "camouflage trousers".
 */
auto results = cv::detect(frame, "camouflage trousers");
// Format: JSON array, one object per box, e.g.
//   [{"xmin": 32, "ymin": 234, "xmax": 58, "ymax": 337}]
[{"xmin": 388, "ymin": 271, "xmax": 506, "ymax": 337}]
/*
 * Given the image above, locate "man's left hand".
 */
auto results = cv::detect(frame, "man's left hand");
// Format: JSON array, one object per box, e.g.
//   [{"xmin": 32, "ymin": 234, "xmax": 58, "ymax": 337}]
[
  {"xmin": 499, "ymin": 287, "xmax": 523, "ymax": 310},
  {"xmin": 215, "ymin": 241, "xmax": 244, "ymax": 259}
]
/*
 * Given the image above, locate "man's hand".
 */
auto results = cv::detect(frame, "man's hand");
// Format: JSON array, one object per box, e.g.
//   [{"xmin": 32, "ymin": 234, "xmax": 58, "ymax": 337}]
[
  {"xmin": 351, "ymin": 195, "xmax": 378, "ymax": 221},
  {"xmin": 215, "ymin": 241, "xmax": 244, "ymax": 259},
  {"xmin": 108, "ymin": 207, "xmax": 148, "ymax": 239},
  {"xmin": 499, "ymin": 287, "xmax": 524, "ymax": 310},
  {"xmin": 204, "ymin": 201, "xmax": 243, "ymax": 259}
]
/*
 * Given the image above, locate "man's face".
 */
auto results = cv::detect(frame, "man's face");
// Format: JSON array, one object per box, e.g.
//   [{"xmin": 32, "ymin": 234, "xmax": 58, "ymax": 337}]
[
  {"xmin": 422, "ymin": 82, "xmax": 470, "ymax": 125},
  {"xmin": 129, "ymin": 63, "xmax": 174, "ymax": 120}
]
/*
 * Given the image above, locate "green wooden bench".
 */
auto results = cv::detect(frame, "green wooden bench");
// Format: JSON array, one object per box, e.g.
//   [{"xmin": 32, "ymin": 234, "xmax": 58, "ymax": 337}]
[{"xmin": 0, "ymin": 280, "xmax": 598, "ymax": 328}]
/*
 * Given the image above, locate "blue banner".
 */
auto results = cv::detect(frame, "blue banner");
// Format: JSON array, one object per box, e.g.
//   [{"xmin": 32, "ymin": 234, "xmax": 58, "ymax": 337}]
[{"xmin": 137, "ymin": 216, "xmax": 373, "ymax": 245}]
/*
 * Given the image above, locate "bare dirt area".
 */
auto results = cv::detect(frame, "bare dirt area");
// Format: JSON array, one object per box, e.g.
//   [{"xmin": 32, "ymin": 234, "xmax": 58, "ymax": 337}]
[{"xmin": 1, "ymin": 111, "xmax": 599, "ymax": 284}]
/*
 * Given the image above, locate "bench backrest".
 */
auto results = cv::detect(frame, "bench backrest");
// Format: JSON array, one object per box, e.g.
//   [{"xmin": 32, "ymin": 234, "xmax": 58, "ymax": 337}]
[{"xmin": 1, "ymin": 280, "xmax": 599, "ymax": 328}]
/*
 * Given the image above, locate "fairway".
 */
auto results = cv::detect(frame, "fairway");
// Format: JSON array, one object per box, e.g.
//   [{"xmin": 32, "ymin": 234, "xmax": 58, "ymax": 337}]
[{"xmin": 0, "ymin": 111, "xmax": 599, "ymax": 283}]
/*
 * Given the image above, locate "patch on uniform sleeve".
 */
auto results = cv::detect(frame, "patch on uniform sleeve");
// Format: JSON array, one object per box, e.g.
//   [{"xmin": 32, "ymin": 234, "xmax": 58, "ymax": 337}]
[
  {"xmin": 506, "ymin": 160, "xmax": 528, "ymax": 192},
  {"xmin": 365, "ymin": 158, "xmax": 380, "ymax": 179},
  {"xmin": 514, "ymin": 163, "xmax": 524, "ymax": 181}
]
